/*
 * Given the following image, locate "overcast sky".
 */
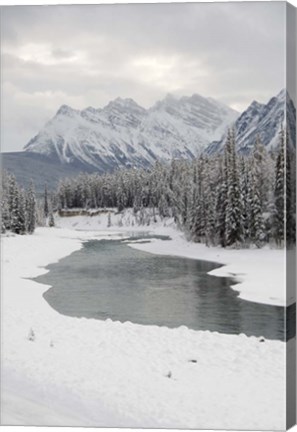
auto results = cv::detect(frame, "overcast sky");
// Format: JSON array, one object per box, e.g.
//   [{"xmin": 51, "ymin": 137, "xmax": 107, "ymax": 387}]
[{"xmin": 1, "ymin": 2, "xmax": 286, "ymax": 152}]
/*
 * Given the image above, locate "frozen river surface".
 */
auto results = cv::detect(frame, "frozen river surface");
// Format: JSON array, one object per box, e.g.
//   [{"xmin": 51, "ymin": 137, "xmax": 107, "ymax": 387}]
[{"xmin": 35, "ymin": 235, "xmax": 295, "ymax": 341}]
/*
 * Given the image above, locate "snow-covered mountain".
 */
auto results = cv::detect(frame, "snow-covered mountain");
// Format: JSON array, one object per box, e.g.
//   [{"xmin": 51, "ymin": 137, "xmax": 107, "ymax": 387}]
[
  {"xmin": 24, "ymin": 94, "xmax": 238, "ymax": 171},
  {"xmin": 206, "ymin": 89, "xmax": 296, "ymax": 154}
]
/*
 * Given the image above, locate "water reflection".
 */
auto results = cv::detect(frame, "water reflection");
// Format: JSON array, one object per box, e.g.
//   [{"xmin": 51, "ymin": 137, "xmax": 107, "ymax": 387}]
[{"xmin": 34, "ymin": 236, "xmax": 295, "ymax": 341}]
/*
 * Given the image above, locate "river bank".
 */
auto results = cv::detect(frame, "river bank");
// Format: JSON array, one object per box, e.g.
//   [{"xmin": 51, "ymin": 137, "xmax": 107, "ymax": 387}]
[
  {"xmin": 1, "ymin": 226, "xmax": 287, "ymax": 429},
  {"xmin": 55, "ymin": 211, "xmax": 289, "ymax": 307}
]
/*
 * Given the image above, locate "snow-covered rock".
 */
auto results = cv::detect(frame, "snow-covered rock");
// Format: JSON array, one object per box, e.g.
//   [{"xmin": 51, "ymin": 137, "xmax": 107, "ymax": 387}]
[
  {"xmin": 207, "ymin": 89, "xmax": 296, "ymax": 154},
  {"xmin": 24, "ymin": 94, "xmax": 238, "ymax": 171}
]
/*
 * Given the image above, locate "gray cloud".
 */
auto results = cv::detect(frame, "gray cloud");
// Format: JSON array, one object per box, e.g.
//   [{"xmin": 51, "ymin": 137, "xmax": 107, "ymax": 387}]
[{"xmin": 1, "ymin": 2, "xmax": 285, "ymax": 151}]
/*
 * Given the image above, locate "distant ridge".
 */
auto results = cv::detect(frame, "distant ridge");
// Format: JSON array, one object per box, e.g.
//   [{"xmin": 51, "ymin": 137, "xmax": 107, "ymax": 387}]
[{"xmin": 206, "ymin": 90, "xmax": 296, "ymax": 154}]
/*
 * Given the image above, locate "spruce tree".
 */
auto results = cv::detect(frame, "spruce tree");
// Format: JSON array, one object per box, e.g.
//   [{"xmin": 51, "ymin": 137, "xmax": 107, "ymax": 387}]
[
  {"xmin": 204, "ymin": 158, "xmax": 216, "ymax": 246},
  {"xmin": 48, "ymin": 208, "xmax": 55, "ymax": 227},
  {"xmin": 215, "ymin": 156, "xmax": 227, "ymax": 247},
  {"xmin": 11, "ymin": 187, "xmax": 25, "ymax": 235},
  {"xmin": 107, "ymin": 212, "xmax": 111, "ymax": 228},
  {"xmin": 1, "ymin": 198, "xmax": 9, "ymax": 233},
  {"xmin": 225, "ymin": 129, "xmax": 243, "ymax": 247},
  {"xmin": 250, "ymin": 137, "xmax": 266, "ymax": 247},
  {"xmin": 1, "ymin": 173, "xmax": 10, "ymax": 232},
  {"xmin": 239, "ymin": 157, "xmax": 250, "ymax": 244},
  {"xmin": 26, "ymin": 181, "xmax": 36, "ymax": 234},
  {"xmin": 274, "ymin": 128, "xmax": 285, "ymax": 245},
  {"xmin": 285, "ymin": 133, "xmax": 295, "ymax": 246},
  {"xmin": 191, "ymin": 157, "xmax": 206, "ymax": 242},
  {"xmin": 44, "ymin": 184, "xmax": 49, "ymax": 218}
]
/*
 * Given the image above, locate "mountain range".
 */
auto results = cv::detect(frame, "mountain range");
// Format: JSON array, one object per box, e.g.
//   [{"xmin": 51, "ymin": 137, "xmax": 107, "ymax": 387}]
[
  {"xmin": 23, "ymin": 93, "xmax": 238, "ymax": 171},
  {"xmin": 2, "ymin": 89, "xmax": 295, "ymax": 192}
]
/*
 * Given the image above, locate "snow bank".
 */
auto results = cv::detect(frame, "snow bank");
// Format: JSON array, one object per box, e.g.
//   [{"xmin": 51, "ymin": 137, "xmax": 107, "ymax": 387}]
[
  {"xmin": 1, "ymin": 227, "xmax": 286, "ymax": 429},
  {"xmin": 128, "ymin": 229, "xmax": 288, "ymax": 307},
  {"xmin": 54, "ymin": 208, "xmax": 176, "ymax": 232}
]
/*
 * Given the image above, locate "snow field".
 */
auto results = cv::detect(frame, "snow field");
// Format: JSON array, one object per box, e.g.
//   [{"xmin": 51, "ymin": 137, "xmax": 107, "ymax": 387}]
[{"xmin": 1, "ymin": 226, "xmax": 287, "ymax": 429}]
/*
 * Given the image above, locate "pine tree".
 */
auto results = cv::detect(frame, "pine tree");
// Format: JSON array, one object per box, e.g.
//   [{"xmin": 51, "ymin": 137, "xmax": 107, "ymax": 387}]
[
  {"xmin": 107, "ymin": 212, "xmax": 111, "ymax": 227},
  {"xmin": 186, "ymin": 165, "xmax": 198, "ymax": 236},
  {"xmin": 26, "ymin": 180, "xmax": 36, "ymax": 234},
  {"xmin": 191, "ymin": 157, "xmax": 206, "ymax": 242},
  {"xmin": 215, "ymin": 156, "xmax": 227, "ymax": 247},
  {"xmin": 44, "ymin": 184, "xmax": 49, "ymax": 218},
  {"xmin": 285, "ymin": 132, "xmax": 295, "ymax": 246},
  {"xmin": 11, "ymin": 187, "xmax": 25, "ymax": 235},
  {"xmin": 48, "ymin": 210, "xmax": 55, "ymax": 227},
  {"xmin": 239, "ymin": 157, "xmax": 250, "ymax": 244},
  {"xmin": 204, "ymin": 158, "xmax": 216, "ymax": 246},
  {"xmin": 1, "ymin": 198, "xmax": 9, "ymax": 233},
  {"xmin": 251, "ymin": 177, "xmax": 265, "ymax": 247},
  {"xmin": 158, "ymin": 192, "xmax": 170, "ymax": 218},
  {"xmin": 274, "ymin": 128, "xmax": 285, "ymax": 246},
  {"xmin": 1, "ymin": 173, "xmax": 10, "ymax": 232},
  {"xmin": 250, "ymin": 137, "xmax": 266, "ymax": 247},
  {"xmin": 225, "ymin": 129, "xmax": 243, "ymax": 247}
]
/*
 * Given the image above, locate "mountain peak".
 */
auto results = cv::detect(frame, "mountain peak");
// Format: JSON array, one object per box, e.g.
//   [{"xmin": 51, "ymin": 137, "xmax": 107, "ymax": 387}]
[
  {"xmin": 104, "ymin": 97, "xmax": 144, "ymax": 111},
  {"xmin": 276, "ymin": 88, "xmax": 286, "ymax": 99},
  {"xmin": 249, "ymin": 100, "xmax": 263, "ymax": 111},
  {"xmin": 83, "ymin": 106, "xmax": 99, "ymax": 114},
  {"xmin": 188, "ymin": 93, "xmax": 207, "ymax": 103},
  {"xmin": 56, "ymin": 104, "xmax": 78, "ymax": 117},
  {"xmin": 156, "ymin": 92, "xmax": 208, "ymax": 108}
]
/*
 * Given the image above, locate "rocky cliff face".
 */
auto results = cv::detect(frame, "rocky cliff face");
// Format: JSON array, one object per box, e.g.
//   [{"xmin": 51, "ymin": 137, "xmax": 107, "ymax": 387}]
[{"xmin": 206, "ymin": 90, "xmax": 296, "ymax": 154}]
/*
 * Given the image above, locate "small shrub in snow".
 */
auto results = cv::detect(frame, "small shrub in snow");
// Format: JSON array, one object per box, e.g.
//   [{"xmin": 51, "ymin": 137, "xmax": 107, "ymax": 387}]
[
  {"xmin": 27, "ymin": 328, "xmax": 35, "ymax": 342},
  {"xmin": 48, "ymin": 209, "xmax": 55, "ymax": 227},
  {"xmin": 107, "ymin": 212, "xmax": 111, "ymax": 228}
]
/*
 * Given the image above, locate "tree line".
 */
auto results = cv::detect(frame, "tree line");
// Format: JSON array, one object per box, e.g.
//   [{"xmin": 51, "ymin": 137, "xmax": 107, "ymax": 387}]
[
  {"xmin": 1, "ymin": 173, "xmax": 37, "ymax": 234},
  {"xmin": 1, "ymin": 128, "xmax": 295, "ymax": 246},
  {"xmin": 1, "ymin": 172, "xmax": 58, "ymax": 234},
  {"xmin": 55, "ymin": 128, "xmax": 296, "ymax": 248}
]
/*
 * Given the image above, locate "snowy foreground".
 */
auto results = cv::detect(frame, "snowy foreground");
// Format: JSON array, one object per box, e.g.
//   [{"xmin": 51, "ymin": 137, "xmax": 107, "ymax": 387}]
[{"xmin": 1, "ymin": 222, "xmax": 288, "ymax": 429}]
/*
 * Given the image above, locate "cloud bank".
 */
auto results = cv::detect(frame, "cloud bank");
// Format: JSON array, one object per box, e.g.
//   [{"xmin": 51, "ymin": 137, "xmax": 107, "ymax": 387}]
[{"xmin": 1, "ymin": 2, "xmax": 285, "ymax": 151}]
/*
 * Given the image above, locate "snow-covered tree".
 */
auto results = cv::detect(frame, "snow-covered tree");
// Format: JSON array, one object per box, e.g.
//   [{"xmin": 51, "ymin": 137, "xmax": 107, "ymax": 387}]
[
  {"xmin": 26, "ymin": 180, "xmax": 36, "ymax": 234},
  {"xmin": 107, "ymin": 212, "xmax": 112, "ymax": 227},
  {"xmin": 44, "ymin": 184, "xmax": 49, "ymax": 218},
  {"xmin": 10, "ymin": 186, "xmax": 26, "ymax": 235},
  {"xmin": 249, "ymin": 137, "xmax": 266, "ymax": 247},
  {"xmin": 50, "ymin": 125, "xmax": 294, "ymax": 250},
  {"xmin": 273, "ymin": 128, "xmax": 285, "ymax": 246},
  {"xmin": 225, "ymin": 129, "xmax": 243, "ymax": 247},
  {"xmin": 48, "ymin": 207, "xmax": 55, "ymax": 227},
  {"xmin": 285, "ymin": 131, "xmax": 295, "ymax": 246},
  {"xmin": 215, "ymin": 155, "xmax": 228, "ymax": 247}
]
